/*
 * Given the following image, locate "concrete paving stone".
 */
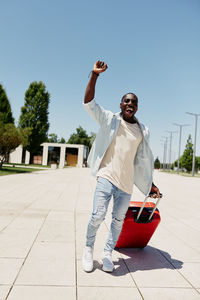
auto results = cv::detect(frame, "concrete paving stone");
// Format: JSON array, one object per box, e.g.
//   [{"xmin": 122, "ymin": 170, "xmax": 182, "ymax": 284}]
[
  {"xmin": 52, "ymin": 197, "xmax": 76, "ymax": 211},
  {"xmin": 78, "ymin": 180, "xmax": 95, "ymax": 193},
  {"xmin": 18, "ymin": 207, "xmax": 49, "ymax": 219},
  {"xmin": 140, "ymin": 287, "xmax": 200, "ymax": 300},
  {"xmin": 0, "ymin": 200, "xmax": 31, "ymax": 213},
  {"xmin": 0, "ymin": 182, "xmax": 20, "ymax": 197},
  {"xmin": 160, "ymin": 198, "xmax": 200, "ymax": 215},
  {"xmin": 75, "ymin": 211, "xmax": 92, "ymax": 227},
  {"xmin": 161, "ymin": 216, "xmax": 200, "ymax": 248},
  {"xmin": 0, "ymin": 183, "xmax": 39, "ymax": 200},
  {"xmin": 0, "ymin": 285, "xmax": 11, "ymax": 300},
  {"xmin": 42, "ymin": 190, "xmax": 64, "ymax": 202},
  {"xmin": 119, "ymin": 247, "xmax": 191, "ymax": 288},
  {"xmin": 0, "ymin": 200, "xmax": 11, "ymax": 208},
  {"xmin": 7, "ymin": 211, "xmax": 48, "ymax": 230},
  {"xmin": 150, "ymin": 225, "xmax": 200, "ymax": 263},
  {"xmin": 173, "ymin": 262, "xmax": 200, "ymax": 288},
  {"xmin": 159, "ymin": 244, "xmax": 200, "ymax": 264},
  {"xmin": 0, "ymin": 187, "xmax": 32, "ymax": 199},
  {"xmin": 0, "ymin": 228, "xmax": 38, "ymax": 258},
  {"xmin": 46, "ymin": 211, "xmax": 74, "ymax": 221},
  {"xmin": 7, "ymin": 286, "xmax": 76, "ymax": 300},
  {"xmin": 28, "ymin": 197, "xmax": 58, "ymax": 210},
  {"xmin": 77, "ymin": 258, "xmax": 135, "ymax": 287},
  {"xmin": 178, "ymin": 217, "xmax": 200, "ymax": 233},
  {"xmin": 76, "ymin": 197, "xmax": 94, "ymax": 213},
  {"xmin": 78, "ymin": 287, "xmax": 142, "ymax": 300},
  {"xmin": 76, "ymin": 211, "xmax": 91, "ymax": 223},
  {"xmin": 15, "ymin": 241, "xmax": 75, "ymax": 286},
  {"xmin": 0, "ymin": 208, "xmax": 19, "ymax": 217},
  {"xmin": 36, "ymin": 220, "xmax": 74, "ymax": 243},
  {"xmin": 49, "ymin": 188, "xmax": 79, "ymax": 211},
  {"xmin": 0, "ymin": 258, "xmax": 23, "ymax": 284},
  {"xmin": 0, "ymin": 215, "xmax": 18, "ymax": 232},
  {"xmin": 76, "ymin": 191, "xmax": 94, "ymax": 209}
]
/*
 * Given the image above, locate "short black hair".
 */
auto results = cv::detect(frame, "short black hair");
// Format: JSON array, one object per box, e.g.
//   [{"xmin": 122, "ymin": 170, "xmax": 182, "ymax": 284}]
[{"xmin": 121, "ymin": 92, "xmax": 138, "ymax": 102}]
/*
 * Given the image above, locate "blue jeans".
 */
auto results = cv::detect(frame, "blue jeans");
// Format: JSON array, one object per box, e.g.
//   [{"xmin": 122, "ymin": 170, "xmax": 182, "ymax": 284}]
[{"xmin": 86, "ymin": 177, "xmax": 131, "ymax": 252}]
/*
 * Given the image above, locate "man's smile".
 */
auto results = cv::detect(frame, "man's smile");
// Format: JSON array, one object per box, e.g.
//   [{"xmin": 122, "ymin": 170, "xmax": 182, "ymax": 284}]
[
  {"xmin": 126, "ymin": 107, "xmax": 134, "ymax": 112},
  {"xmin": 124, "ymin": 106, "xmax": 136, "ymax": 116}
]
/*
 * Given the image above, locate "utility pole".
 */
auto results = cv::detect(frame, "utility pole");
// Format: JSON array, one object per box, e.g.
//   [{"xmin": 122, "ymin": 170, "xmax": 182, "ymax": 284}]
[
  {"xmin": 186, "ymin": 112, "xmax": 200, "ymax": 176},
  {"xmin": 161, "ymin": 136, "xmax": 168, "ymax": 170},
  {"xmin": 173, "ymin": 123, "xmax": 189, "ymax": 174},
  {"xmin": 166, "ymin": 131, "xmax": 177, "ymax": 170}
]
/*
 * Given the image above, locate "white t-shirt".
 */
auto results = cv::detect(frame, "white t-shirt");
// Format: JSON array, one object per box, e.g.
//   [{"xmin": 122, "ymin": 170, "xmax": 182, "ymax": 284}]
[{"xmin": 97, "ymin": 117, "xmax": 142, "ymax": 194}]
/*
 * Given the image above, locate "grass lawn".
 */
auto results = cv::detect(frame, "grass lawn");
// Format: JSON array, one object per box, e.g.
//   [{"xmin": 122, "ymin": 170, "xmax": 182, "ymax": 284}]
[
  {"xmin": 0, "ymin": 166, "xmax": 44, "ymax": 176},
  {"xmin": 5, "ymin": 163, "xmax": 50, "ymax": 168}
]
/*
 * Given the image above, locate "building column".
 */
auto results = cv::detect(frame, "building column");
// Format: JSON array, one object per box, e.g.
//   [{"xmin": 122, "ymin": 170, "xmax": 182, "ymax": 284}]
[
  {"xmin": 42, "ymin": 145, "xmax": 48, "ymax": 166},
  {"xmin": 9, "ymin": 145, "xmax": 23, "ymax": 164},
  {"xmin": 25, "ymin": 151, "xmax": 30, "ymax": 164},
  {"xmin": 77, "ymin": 145, "xmax": 84, "ymax": 168},
  {"xmin": 59, "ymin": 145, "xmax": 65, "ymax": 168}
]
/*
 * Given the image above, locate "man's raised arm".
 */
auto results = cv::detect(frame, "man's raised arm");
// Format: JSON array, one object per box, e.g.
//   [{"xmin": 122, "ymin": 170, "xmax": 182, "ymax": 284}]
[{"xmin": 84, "ymin": 61, "xmax": 108, "ymax": 104}]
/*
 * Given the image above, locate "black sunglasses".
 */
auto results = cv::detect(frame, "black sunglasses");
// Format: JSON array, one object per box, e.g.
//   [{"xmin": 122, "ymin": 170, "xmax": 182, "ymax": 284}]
[{"xmin": 123, "ymin": 98, "xmax": 138, "ymax": 104}]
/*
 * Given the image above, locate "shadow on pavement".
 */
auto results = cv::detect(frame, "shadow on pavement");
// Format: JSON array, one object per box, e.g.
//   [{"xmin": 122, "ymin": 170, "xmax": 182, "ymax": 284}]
[{"xmin": 92, "ymin": 245, "xmax": 183, "ymax": 276}]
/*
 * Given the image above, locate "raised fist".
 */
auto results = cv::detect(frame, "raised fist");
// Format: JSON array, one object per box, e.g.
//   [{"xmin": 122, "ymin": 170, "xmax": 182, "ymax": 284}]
[{"xmin": 93, "ymin": 60, "xmax": 108, "ymax": 74}]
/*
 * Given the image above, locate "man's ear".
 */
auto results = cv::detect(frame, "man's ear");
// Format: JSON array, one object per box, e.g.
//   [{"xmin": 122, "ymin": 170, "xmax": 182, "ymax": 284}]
[{"xmin": 120, "ymin": 102, "xmax": 122, "ymax": 109}]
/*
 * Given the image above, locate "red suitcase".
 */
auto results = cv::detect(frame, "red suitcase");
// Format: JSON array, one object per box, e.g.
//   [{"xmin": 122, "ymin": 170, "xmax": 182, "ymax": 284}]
[{"xmin": 115, "ymin": 197, "xmax": 161, "ymax": 248}]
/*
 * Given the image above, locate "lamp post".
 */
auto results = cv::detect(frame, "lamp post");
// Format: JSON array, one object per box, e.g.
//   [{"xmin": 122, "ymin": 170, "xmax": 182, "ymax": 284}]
[
  {"xmin": 161, "ymin": 136, "xmax": 168, "ymax": 170},
  {"xmin": 166, "ymin": 131, "xmax": 177, "ymax": 170},
  {"xmin": 173, "ymin": 123, "xmax": 189, "ymax": 173},
  {"xmin": 186, "ymin": 112, "xmax": 200, "ymax": 176}
]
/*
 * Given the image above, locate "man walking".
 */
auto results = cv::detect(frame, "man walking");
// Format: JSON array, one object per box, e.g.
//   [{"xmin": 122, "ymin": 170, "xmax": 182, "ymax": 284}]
[{"xmin": 82, "ymin": 61, "xmax": 160, "ymax": 273}]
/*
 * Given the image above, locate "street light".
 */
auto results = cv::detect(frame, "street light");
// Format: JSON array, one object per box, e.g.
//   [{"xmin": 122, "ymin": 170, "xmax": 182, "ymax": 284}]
[
  {"xmin": 160, "ymin": 141, "xmax": 165, "ymax": 169},
  {"xmin": 166, "ymin": 131, "xmax": 177, "ymax": 170},
  {"xmin": 161, "ymin": 136, "xmax": 168, "ymax": 170},
  {"xmin": 186, "ymin": 112, "xmax": 200, "ymax": 176},
  {"xmin": 173, "ymin": 123, "xmax": 190, "ymax": 173}
]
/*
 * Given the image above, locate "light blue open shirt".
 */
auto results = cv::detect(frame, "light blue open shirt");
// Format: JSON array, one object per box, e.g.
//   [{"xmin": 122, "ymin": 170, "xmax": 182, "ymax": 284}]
[{"xmin": 83, "ymin": 99, "xmax": 154, "ymax": 196}]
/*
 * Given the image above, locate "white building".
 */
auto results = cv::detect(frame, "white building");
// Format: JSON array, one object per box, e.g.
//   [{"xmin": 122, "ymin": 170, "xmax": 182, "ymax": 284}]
[{"xmin": 9, "ymin": 143, "xmax": 88, "ymax": 168}]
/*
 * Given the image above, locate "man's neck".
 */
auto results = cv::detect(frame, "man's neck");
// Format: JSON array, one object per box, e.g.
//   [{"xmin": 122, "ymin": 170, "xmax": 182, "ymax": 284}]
[{"xmin": 121, "ymin": 114, "xmax": 137, "ymax": 124}]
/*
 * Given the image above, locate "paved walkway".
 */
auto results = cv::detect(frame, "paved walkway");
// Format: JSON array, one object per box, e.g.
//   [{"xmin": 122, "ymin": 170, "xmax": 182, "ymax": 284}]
[{"xmin": 0, "ymin": 168, "xmax": 200, "ymax": 300}]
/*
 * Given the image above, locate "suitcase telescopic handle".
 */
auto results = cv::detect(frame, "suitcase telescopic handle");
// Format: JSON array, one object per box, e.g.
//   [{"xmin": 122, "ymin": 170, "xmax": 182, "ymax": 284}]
[
  {"xmin": 136, "ymin": 193, "xmax": 163, "ymax": 221},
  {"xmin": 148, "ymin": 197, "xmax": 162, "ymax": 220}
]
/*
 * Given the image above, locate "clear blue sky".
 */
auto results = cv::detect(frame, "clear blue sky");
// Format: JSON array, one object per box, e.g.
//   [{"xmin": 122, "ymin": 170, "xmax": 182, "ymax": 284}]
[{"xmin": 0, "ymin": 0, "xmax": 200, "ymax": 162}]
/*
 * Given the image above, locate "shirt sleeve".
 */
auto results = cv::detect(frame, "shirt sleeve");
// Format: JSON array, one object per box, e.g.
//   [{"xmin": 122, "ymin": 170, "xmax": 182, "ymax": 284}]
[{"xmin": 83, "ymin": 98, "xmax": 113, "ymax": 126}]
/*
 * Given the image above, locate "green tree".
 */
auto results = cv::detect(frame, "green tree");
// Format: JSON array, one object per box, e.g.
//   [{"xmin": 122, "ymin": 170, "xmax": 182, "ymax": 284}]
[
  {"xmin": 47, "ymin": 133, "xmax": 58, "ymax": 143},
  {"xmin": 174, "ymin": 159, "xmax": 178, "ymax": 167},
  {"xmin": 46, "ymin": 133, "xmax": 66, "ymax": 144},
  {"xmin": 67, "ymin": 126, "xmax": 93, "ymax": 150},
  {"xmin": 154, "ymin": 157, "xmax": 160, "ymax": 169},
  {"xmin": 19, "ymin": 81, "xmax": 50, "ymax": 162},
  {"xmin": 180, "ymin": 135, "xmax": 197, "ymax": 172},
  {"xmin": 59, "ymin": 137, "xmax": 66, "ymax": 144},
  {"xmin": 0, "ymin": 122, "xmax": 22, "ymax": 168},
  {"xmin": 174, "ymin": 159, "xmax": 182, "ymax": 168},
  {"xmin": 196, "ymin": 156, "xmax": 200, "ymax": 171},
  {"xmin": 0, "ymin": 84, "xmax": 14, "ymax": 124}
]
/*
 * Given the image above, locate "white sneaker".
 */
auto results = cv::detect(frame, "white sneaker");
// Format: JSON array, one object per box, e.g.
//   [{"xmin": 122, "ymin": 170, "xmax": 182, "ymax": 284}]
[
  {"xmin": 101, "ymin": 250, "xmax": 114, "ymax": 272},
  {"xmin": 82, "ymin": 246, "xmax": 94, "ymax": 272}
]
